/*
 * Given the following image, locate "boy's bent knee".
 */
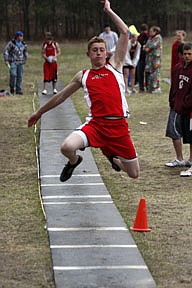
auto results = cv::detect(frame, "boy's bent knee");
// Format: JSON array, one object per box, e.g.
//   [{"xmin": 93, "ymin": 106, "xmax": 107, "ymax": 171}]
[
  {"xmin": 122, "ymin": 159, "xmax": 140, "ymax": 179},
  {"xmin": 60, "ymin": 141, "xmax": 71, "ymax": 155},
  {"xmin": 61, "ymin": 132, "xmax": 85, "ymax": 155},
  {"xmin": 127, "ymin": 169, "xmax": 140, "ymax": 179}
]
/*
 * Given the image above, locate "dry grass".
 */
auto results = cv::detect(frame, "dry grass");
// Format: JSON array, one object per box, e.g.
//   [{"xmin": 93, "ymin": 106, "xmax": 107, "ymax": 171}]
[
  {"xmin": 0, "ymin": 45, "xmax": 54, "ymax": 288},
  {"xmin": 0, "ymin": 39, "xmax": 192, "ymax": 288}
]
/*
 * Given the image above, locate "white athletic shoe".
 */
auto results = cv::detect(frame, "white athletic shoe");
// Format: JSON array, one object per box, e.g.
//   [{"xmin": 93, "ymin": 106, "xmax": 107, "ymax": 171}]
[
  {"xmin": 126, "ymin": 88, "xmax": 132, "ymax": 94},
  {"xmin": 152, "ymin": 87, "xmax": 161, "ymax": 94},
  {"xmin": 180, "ymin": 167, "xmax": 192, "ymax": 177},
  {"xmin": 165, "ymin": 159, "xmax": 186, "ymax": 167},
  {"xmin": 131, "ymin": 88, "xmax": 138, "ymax": 94},
  {"xmin": 53, "ymin": 88, "xmax": 58, "ymax": 94},
  {"xmin": 42, "ymin": 89, "xmax": 47, "ymax": 95}
]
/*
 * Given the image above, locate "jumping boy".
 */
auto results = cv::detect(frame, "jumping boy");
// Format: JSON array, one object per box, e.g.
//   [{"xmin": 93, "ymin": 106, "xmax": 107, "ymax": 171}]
[{"xmin": 28, "ymin": 0, "xmax": 140, "ymax": 182}]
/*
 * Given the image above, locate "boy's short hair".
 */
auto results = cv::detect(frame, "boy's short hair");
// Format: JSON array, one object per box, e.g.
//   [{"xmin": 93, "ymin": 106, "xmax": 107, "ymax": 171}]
[
  {"xmin": 176, "ymin": 30, "xmax": 187, "ymax": 39},
  {"xmin": 183, "ymin": 42, "xmax": 192, "ymax": 51},
  {"xmin": 140, "ymin": 23, "xmax": 148, "ymax": 31},
  {"xmin": 104, "ymin": 24, "xmax": 110, "ymax": 28},
  {"xmin": 151, "ymin": 26, "xmax": 161, "ymax": 34},
  {"xmin": 87, "ymin": 36, "xmax": 107, "ymax": 51},
  {"xmin": 45, "ymin": 32, "xmax": 53, "ymax": 40}
]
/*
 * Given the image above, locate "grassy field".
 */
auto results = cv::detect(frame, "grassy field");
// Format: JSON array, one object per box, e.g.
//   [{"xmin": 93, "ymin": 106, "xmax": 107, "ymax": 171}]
[{"xmin": 0, "ymin": 39, "xmax": 192, "ymax": 288}]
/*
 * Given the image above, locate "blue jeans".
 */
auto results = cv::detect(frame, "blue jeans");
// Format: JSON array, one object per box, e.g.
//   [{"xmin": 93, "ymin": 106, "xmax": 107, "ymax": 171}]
[{"xmin": 10, "ymin": 63, "xmax": 24, "ymax": 93}]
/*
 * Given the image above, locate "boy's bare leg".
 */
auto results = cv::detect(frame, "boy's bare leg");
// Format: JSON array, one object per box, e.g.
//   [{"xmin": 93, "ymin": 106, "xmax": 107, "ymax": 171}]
[
  {"xmin": 189, "ymin": 143, "xmax": 192, "ymax": 162},
  {"xmin": 113, "ymin": 157, "xmax": 140, "ymax": 179},
  {"xmin": 60, "ymin": 132, "xmax": 85, "ymax": 164},
  {"xmin": 172, "ymin": 138, "xmax": 183, "ymax": 160},
  {"xmin": 130, "ymin": 68, "xmax": 136, "ymax": 90},
  {"xmin": 60, "ymin": 132, "xmax": 85, "ymax": 182},
  {"xmin": 43, "ymin": 82, "xmax": 47, "ymax": 90},
  {"xmin": 123, "ymin": 68, "xmax": 129, "ymax": 91}
]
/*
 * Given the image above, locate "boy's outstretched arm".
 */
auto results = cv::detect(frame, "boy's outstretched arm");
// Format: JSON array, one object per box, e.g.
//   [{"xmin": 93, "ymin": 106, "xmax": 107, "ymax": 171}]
[
  {"xmin": 28, "ymin": 71, "xmax": 82, "ymax": 127},
  {"xmin": 100, "ymin": 0, "xmax": 128, "ymax": 35},
  {"xmin": 100, "ymin": 0, "xmax": 129, "ymax": 70}
]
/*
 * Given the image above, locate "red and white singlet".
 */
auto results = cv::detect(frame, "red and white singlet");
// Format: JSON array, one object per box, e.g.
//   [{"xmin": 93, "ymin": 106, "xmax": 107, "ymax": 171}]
[
  {"xmin": 82, "ymin": 63, "xmax": 129, "ymax": 118},
  {"xmin": 43, "ymin": 40, "xmax": 57, "ymax": 57}
]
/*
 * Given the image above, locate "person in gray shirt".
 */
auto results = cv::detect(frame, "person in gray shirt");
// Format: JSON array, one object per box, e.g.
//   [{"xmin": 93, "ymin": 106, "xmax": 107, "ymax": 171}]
[{"xmin": 4, "ymin": 31, "xmax": 28, "ymax": 95}]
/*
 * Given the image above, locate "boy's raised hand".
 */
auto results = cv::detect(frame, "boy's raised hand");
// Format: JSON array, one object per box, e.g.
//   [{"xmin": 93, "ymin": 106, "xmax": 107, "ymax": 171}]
[{"xmin": 100, "ymin": 0, "xmax": 110, "ymax": 11}]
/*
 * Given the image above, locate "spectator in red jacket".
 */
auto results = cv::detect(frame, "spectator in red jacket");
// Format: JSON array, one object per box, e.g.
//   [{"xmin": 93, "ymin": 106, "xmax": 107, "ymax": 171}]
[
  {"xmin": 170, "ymin": 30, "xmax": 186, "ymax": 77},
  {"xmin": 165, "ymin": 42, "xmax": 192, "ymax": 168}
]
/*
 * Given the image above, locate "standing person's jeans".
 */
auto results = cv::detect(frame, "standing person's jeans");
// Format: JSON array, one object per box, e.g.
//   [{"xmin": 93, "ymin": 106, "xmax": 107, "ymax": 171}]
[{"xmin": 10, "ymin": 63, "xmax": 24, "ymax": 93}]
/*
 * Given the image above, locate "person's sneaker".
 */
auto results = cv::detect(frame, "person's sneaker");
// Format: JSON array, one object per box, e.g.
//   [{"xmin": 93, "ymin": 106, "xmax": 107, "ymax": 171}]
[
  {"xmin": 152, "ymin": 87, "xmax": 161, "ymax": 94},
  {"xmin": 16, "ymin": 91, "xmax": 23, "ymax": 95},
  {"xmin": 131, "ymin": 88, "xmax": 138, "ymax": 94},
  {"xmin": 60, "ymin": 155, "xmax": 83, "ymax": 182},
  {"xmin": 126, "ymin": 88, "xmax": 132, "ymax": 94},
  {"xmin": 10, "ymin": 88, "xmax": 14, "ymax": 95},
  {"xmin": 165, "ymin": 159, "xmax": 186, "ymax": 167},
  {"xmin": 180, "ymin": 167, "xmax": 192, "ymax": 177},
  {"xmin": 108, "ymin": 156, "xmax": 121, "ymax": 172},
  {"xmin": 53, "ymin": 88, "xmax": 58, "ymax": 94},
  {"xmin": 42, "ymin": 89, "xmax": 47, "ymax": 95},
  {"xmin": 185, "ymin": 160, "xmax": 192, "ymax": 167}
]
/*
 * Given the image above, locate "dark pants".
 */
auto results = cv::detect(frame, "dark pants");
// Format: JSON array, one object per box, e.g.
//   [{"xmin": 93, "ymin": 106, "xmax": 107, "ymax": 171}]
[
  {"xmin": 181, "ymin": 113, "xmax": 192, "ymax": 144},
  {"xmin": 137, "ymin": 58, "xmax": 146, "ymax": 91}
]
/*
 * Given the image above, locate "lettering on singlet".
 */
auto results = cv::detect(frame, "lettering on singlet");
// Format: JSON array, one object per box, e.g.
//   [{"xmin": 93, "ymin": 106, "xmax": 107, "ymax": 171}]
[{"xmin": 91, "ymin": 73, "xmax": 109, "ymax": 80}]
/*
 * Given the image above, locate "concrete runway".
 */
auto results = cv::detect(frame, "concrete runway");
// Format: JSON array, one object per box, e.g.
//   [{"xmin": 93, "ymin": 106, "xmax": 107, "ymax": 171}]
[{"xmin": 38, "ymin": 81, "xmax": 156, "ymax": 288}]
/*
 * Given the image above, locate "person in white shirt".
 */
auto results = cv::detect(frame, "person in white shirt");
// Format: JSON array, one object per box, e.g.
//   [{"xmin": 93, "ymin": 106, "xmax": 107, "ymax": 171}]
[
  {"xmin": 99, "ymin": 24, "xmax": 118, "ymax": 59},
  {"xmin": 123, "ymin": 33, "xmax": 141, "ymax": 94}
]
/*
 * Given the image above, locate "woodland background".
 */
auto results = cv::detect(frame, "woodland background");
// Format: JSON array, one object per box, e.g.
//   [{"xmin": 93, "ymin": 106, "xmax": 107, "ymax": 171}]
[{"xmin": 1, "ymin": 0, "xmax": 192, "ymax": 41}]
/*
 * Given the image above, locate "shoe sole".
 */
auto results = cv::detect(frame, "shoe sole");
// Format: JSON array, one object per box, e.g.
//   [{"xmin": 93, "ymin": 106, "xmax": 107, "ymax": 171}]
[
  {"xmin": 180, "ymin": 171, "xmax": 192, "ymax": 177},
  {"xmin": 165, "ymin": 162, "xmax": 186, "ymax": 167}
]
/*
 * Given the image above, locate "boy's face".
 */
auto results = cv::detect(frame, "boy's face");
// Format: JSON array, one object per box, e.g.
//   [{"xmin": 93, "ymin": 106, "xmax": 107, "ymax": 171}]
[
  {"xmin": 104, "ymin": 26, "xmax": 111, "ymax": 33},
  {"xmin": 149, "ymin": 29, "xmax": 155, "ymax": 37},
  {"xmin": 87, "ymin": 42, "xmax": 107, "ymax": 68},
  {"xmin": 176, "ymin": 32, "xmax": 184, "ymax": 42},
  {"xmin": 183, "ymin": 49, "xmax": 192, "ymax": 65},
  {"xmin": 131, "ymin": 35, "xmax": 138, "ymax": 42},
  {"xmin": 17, "ymin": 35, "xmax": 23, "ymax": 41}
]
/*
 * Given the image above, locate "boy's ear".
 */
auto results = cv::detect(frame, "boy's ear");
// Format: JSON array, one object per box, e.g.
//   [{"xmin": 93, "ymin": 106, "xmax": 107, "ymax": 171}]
[{"xmin": 86, "ymin": 51, "xmax": 89, "ymax": 57}]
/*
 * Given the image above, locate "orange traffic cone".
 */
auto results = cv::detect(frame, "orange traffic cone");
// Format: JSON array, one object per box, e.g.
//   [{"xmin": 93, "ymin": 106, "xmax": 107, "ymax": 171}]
[{"xmin": 130, "ymin": 198, "xmax": 151, "ymax": 232}]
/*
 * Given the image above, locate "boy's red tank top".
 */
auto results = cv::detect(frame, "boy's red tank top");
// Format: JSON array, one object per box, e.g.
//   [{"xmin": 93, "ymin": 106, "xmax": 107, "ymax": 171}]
[{"xmin": 82, "ymin": 63, "xmax": 128, "ymax": 118}]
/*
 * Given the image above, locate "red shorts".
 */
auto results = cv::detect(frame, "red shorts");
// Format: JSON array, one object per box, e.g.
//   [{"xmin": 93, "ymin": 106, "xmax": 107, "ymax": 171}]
[
  {"xmin": 81, "ymin": 118, "xmax": 137, "ymax": 159},
  {"xmin": 43, "ymin": 61, "xmax": 58, "ymax": 82}
]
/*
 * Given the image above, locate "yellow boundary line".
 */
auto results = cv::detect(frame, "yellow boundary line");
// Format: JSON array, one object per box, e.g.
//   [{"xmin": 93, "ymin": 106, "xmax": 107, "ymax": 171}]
[{"xmin": 32, "ymin": 91, "xmax": 46, "ymax": 219}]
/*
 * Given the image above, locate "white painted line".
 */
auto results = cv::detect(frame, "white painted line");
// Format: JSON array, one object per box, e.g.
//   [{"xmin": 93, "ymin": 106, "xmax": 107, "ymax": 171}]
[
  {"xmin": 51, "ymin": 244, "xmax": 137, "ymax": 249},
  {"xmin": 53, "ymin": 265, "xmax": 148, "ymax": 271},
  {"xmin": 41, "ymin": 174, "xmax": 100, "ymax": 178},
  {"xmin": 41, "ymin": 183, "xmax": 104, "ymax": 187},
  {"xmin": 48, "ymin": 227, "xmax": 128, "ymax": 232},
  {"xmin": 43, "ymin": 201, "xmax": 113, "ymax": 205},
  {"xmin": 43, "ymin": 195, "xmax": 111, "ymax": 199}
]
